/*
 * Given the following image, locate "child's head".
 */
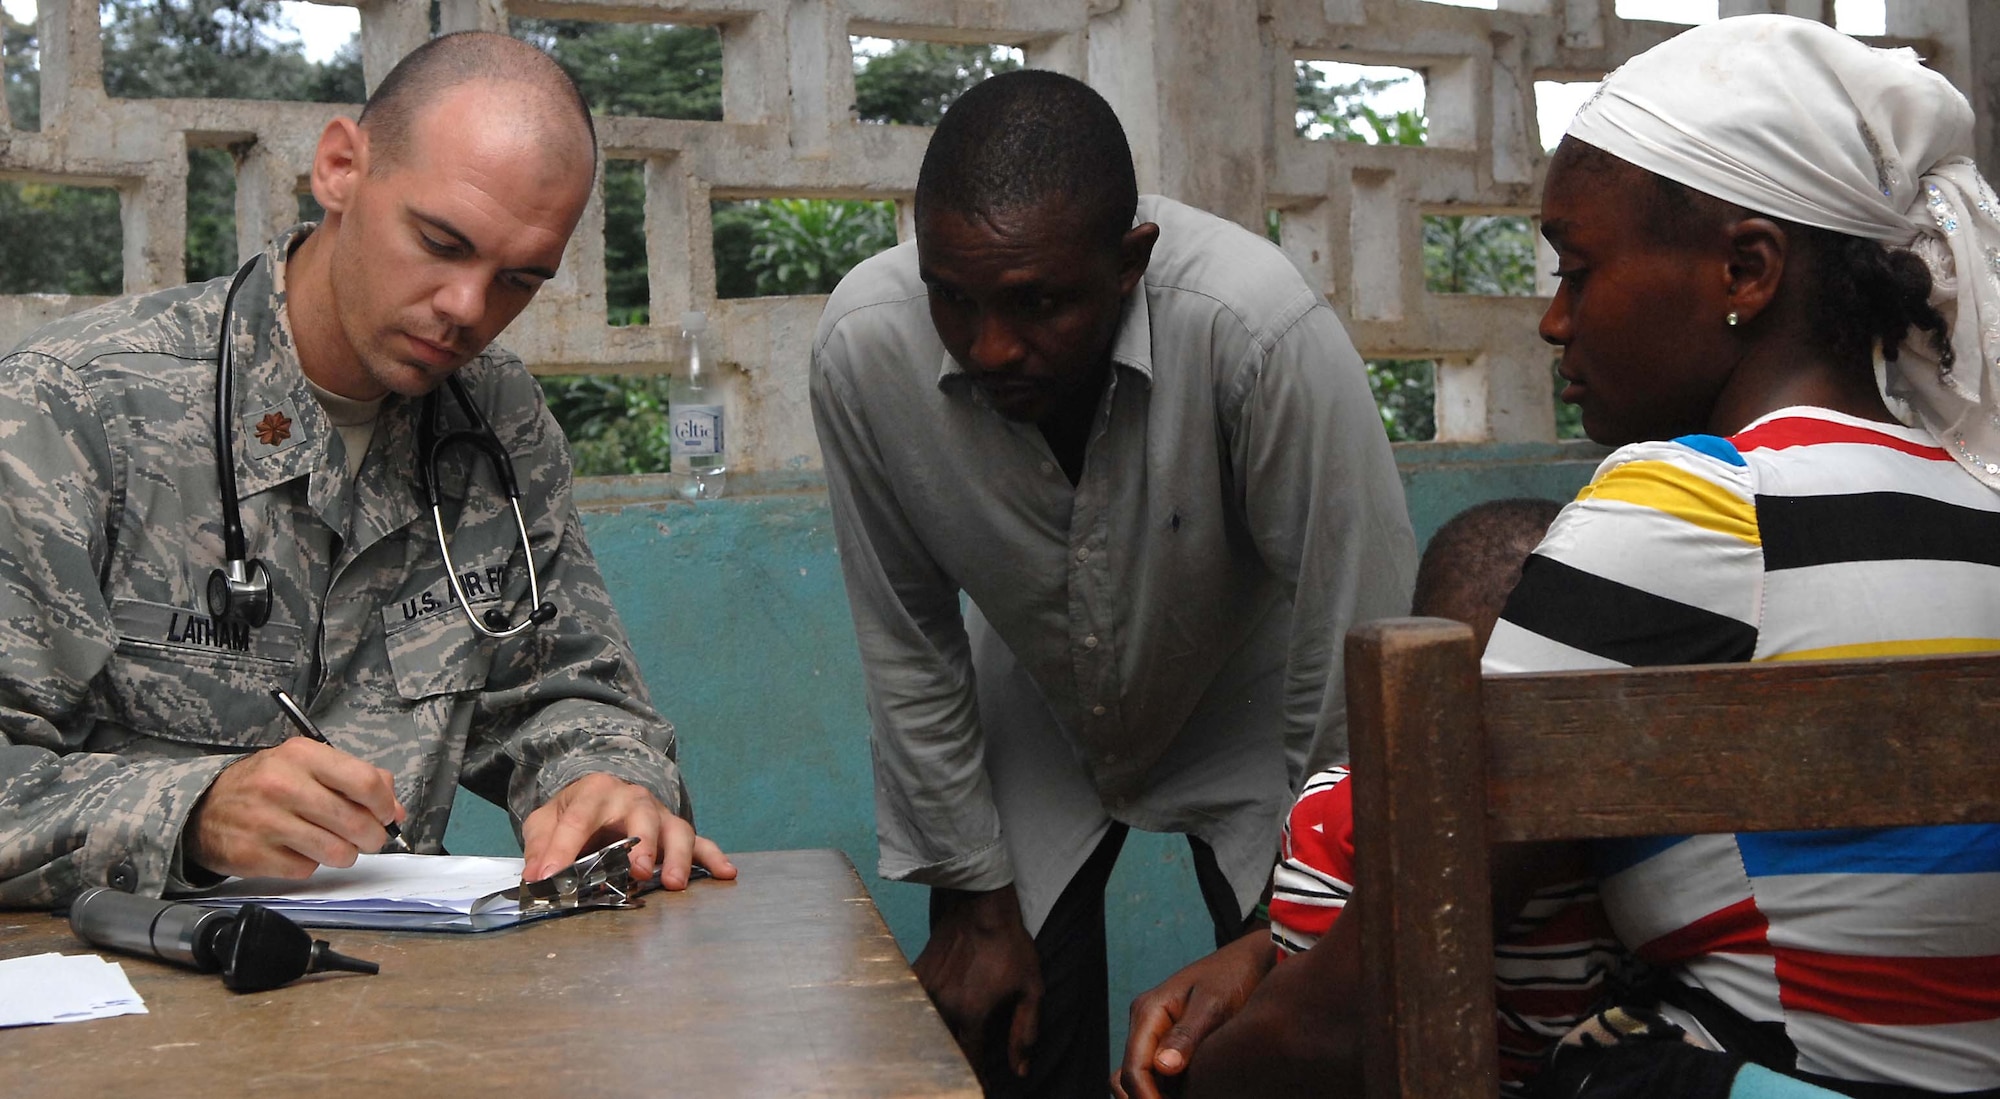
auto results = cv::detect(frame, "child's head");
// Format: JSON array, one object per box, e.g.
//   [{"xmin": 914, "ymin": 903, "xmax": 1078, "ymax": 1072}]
[{"xmin": 1412, "ymin": 498, "xmax": 1563, "ymax": 651}]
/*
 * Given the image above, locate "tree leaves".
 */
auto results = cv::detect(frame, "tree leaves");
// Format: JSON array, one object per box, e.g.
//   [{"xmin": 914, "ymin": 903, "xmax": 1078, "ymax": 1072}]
[
  {"xmin": 513, "ymin": 19, "xmax": 722, "ymax": 122},
  {"xmin": 853, "ymin": 42, "xmax": 1018, "ymax": 127}
]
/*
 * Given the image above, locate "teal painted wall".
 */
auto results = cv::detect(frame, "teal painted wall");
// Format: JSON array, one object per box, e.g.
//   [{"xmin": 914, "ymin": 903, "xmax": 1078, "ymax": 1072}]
[{"xmin": 441, "ymin": 439, "xmax": 1607, "ymax": 1065}]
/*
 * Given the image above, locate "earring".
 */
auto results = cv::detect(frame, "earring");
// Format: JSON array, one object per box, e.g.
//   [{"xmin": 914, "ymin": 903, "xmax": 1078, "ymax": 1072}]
[{"xmin": 1726, "ymin": 311, "xmax": 1741, "ymax": 327}]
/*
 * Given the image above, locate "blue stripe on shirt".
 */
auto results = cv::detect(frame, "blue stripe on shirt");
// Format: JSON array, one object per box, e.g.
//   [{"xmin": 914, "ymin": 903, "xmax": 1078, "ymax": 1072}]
[
  {"xmin": 1673, "ymin": 434, "xmax": 1748, "ymax": 467},
  {"xmin": 1736, "ymin": 824, "xmax": 2000, "ymax": 876}
]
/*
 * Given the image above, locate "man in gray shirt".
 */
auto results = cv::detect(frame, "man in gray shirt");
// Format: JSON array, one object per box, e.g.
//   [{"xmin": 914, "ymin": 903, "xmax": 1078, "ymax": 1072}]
[{"xmin": 810, "ymin": 71, "xmax": 1414, "ymax": 1096}]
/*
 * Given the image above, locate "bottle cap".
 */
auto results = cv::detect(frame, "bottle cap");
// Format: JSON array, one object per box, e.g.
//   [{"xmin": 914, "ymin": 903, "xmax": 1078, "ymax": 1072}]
[{"xmin": 680, "ymin": 311, "xmax": 708, "ymax": 334}]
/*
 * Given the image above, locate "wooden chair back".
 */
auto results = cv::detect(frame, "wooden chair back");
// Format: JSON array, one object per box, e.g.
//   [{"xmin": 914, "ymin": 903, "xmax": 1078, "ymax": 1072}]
[{"xmin": 1345, "ymin": 616, "xmax": 2000, "ymax": 1099}]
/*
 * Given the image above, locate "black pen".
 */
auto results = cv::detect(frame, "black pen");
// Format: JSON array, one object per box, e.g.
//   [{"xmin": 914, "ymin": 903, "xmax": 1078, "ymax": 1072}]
[{"xmin": 269, "ymin": 689, "xmax": 414, "ymax": 854}]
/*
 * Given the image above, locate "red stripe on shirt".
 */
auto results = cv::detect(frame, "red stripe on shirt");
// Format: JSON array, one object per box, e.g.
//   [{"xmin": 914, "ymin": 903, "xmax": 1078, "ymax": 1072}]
[
  {"xmin": 1732, "ymin": 417, "xmax": 1952, "ymax": 461},
  {"xmin": 1636, "ymin": 896, "xmax": 1773, "ymax": 966},
  {"xmin": 1506, "ymin": 897, "xmax": 1614, "ymax": 946},
  {"xmin": 1774, "ymin": 947, "xmax": 2000, "ymax": 1026}
]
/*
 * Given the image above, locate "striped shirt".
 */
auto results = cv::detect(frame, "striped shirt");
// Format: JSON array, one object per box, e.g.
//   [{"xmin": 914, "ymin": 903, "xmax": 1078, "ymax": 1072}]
[
  {"xmin": 1484, "ymin": 407, "xmax": 2000, "ymax": 1093},
  {"xmin": 1271, "ymin": 766, "xmax": 1622, "ymax": 1092}
]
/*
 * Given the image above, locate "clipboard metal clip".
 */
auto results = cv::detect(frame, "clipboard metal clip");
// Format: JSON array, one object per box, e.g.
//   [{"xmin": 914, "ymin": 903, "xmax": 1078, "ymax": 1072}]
[{"xmin": 504, "ymin": 836, "xmax": 655, "ymax": 916}]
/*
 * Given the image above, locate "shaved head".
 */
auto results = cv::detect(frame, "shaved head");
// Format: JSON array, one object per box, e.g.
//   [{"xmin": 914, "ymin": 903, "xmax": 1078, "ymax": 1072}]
[
  {"xmin": 288, "ymin": 32, "xmax": 600, "ymax": 403},
  {"xmin": 359, "ymin": 31, "xmax": 597, "ymax": 175},
  {"xmin": 916, "ymin": 70, "xmax": 1137, "ymax": 250}
]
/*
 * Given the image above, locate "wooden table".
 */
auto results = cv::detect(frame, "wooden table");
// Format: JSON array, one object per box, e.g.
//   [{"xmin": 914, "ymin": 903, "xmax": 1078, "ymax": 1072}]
[{"xmin": 0, "ymin": 849, "xmax": 978, "ymax": 1098}]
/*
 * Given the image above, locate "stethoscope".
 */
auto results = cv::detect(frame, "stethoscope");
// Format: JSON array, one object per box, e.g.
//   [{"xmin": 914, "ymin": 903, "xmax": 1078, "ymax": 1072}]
[{"xmin": 206, "ymin": 256, "xmax": 557, "ymax": 640}]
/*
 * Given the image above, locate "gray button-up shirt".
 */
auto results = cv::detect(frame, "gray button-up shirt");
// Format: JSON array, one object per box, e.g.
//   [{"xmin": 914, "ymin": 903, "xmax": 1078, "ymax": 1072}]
[{"xmin": 811, "ymin": 196, "xmax": 1415, "ymax": 926}]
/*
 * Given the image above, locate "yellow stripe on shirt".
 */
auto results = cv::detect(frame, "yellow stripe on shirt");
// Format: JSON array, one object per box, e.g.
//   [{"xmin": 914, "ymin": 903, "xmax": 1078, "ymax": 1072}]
[
  {"xmin": 1575, "ymin": 460, "xmax": 1762, "ymax": 546},
  {"xmin": 1761, "ymin": 637, "xmax": 2000, "ymax": 662}
]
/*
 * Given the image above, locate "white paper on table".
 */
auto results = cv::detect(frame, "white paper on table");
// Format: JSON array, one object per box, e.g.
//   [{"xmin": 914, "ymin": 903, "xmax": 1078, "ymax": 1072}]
[
  {"xmin": 0, "ymin": 952, "xmax": 147, "ymax": 1028},
  {"xmin": 195, "ymin": 853, "xmax": 525, "ymax": 915}
]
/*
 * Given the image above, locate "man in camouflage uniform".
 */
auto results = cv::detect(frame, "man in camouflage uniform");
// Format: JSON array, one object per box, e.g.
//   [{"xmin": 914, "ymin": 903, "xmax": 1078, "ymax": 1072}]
[{"xmin": 0, "ymin": 32, "xmax": 732, "ymax": 907}]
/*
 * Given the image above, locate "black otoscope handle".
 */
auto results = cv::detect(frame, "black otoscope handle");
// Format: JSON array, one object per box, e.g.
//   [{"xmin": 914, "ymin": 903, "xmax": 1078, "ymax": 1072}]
[
  {"xmin": 69, "ymin": 887, "xmax": 234, "ymax": 971},
  {"xmin": 68, "ymin": 888, "xmax": 379, "ymax": 992}
]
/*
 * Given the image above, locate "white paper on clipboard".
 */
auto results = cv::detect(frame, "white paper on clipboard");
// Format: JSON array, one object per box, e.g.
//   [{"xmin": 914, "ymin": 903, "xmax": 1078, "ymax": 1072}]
[{"xmin": 189, "ymin": 854, "xmax": 525, "ymax": 928}]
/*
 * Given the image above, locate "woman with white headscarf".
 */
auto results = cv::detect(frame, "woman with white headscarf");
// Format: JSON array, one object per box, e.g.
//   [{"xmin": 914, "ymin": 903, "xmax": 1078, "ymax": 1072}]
[
  {"xmin": 1482, "ymin": 15, "xmax": 2000, "ymax": 1098},
  {"xmin": 1163, "ymin": 14, "xmax": 2000, "ymax": 1099}
]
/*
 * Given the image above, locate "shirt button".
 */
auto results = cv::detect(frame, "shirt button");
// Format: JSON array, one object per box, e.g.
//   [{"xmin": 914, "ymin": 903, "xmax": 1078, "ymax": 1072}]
[
  {"xmin": 1075, "ymin": 548, "xmax": 1090, "ymax": 563},
  {"xmin": 1083, "ymin": 635, "xmax": 1099, "ymax": 649},
  {"xmin": 1040, "ymin": 461, "xmax": 1055, "ymax": 476},
  {"xmin": 107, "ymin": 861, "xmax": 137, "ymax": 893},
  {"xmin": 1103, "ymin": 753, "xmax": 1119, "ymax": 765},
  {"xmin": 1092, "ymin": 704, "xmax": 1107, "ymax": 717}
]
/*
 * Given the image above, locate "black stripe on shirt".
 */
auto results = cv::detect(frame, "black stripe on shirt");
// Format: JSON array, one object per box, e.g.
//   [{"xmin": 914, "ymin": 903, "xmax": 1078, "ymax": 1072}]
[
  {"xmin": 1502, "ymin": 556, "xmax": 1758, "ymax": 667},
  {"xmin": 1496, "ymin": 971, "xmax": 1616, "ymax": 995},
  {"xmin": 1758, "ymin": 491, "xmax": 2000, "ymax": 571}
]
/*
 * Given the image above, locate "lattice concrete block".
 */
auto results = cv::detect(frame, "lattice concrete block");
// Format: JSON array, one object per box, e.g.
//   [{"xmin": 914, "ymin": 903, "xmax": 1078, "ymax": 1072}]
[{"xmin": 2, "ymin": 0, "xmax": 1992, "ymax": 476}]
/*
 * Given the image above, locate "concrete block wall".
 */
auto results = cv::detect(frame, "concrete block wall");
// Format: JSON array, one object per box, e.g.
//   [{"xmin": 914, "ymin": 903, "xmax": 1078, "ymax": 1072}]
[
  {"xmin": 7, "ymin": 0, "xmax": 1996, "ymax": 1067},
  {"xmin": 9, "ymin": 0, "xmax": 1989, "ymax": 459}
]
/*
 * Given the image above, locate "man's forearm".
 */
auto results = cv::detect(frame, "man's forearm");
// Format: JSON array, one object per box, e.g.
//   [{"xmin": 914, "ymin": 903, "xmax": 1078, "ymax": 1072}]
[
  {"xmin": 1184, "ymin": 899, "xmax": 1366, "ymax": 1099},
  {"xmin": 0, "ymin": 745, "xmax": 236, "ymax": 907}
]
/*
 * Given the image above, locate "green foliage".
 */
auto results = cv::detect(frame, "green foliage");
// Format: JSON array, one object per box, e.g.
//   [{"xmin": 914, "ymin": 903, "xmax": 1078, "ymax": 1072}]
[
  {"xmin": 99, "ymin": 0, "xmax": 362, "ymax": 103},
  {"xmin": 2, "ymin": 2, "xmax": 361, "ymax": 295},
  {"xmin": 512, "ymin": 19, "xmax": 721, "ymax": 121},
  {"xmin": 2, "ymin": 14, "xmax": 107, "ymax": 296},
  {"xmin": 602, "ymin": 160, "xmax": 647, "ymax": 324},
  {"xmin": 853, "ymin": 42, "xmax": 1018, "ymax": 126},
  {"xmin": 1367, "ymin": 360, "xmax": 1436, "ymax": 442},
  {"xmin": 710, "ymin": 198, "xmax": 898, "ymax": 299},
  {"xmin": 186, "ymin": 145, "xmax": 237, "ymax": 281},
  {"xmin": 539, "ymin": 373, "xmax": 677, "ymax": 476},
  {"xmin": 1295, "ymin": 64, "xmax": 1424, "ymax": 143},
  {"xmin": 4, "ymin": 9, "xmax": 39, "ymax": 130},
  {"xmin": 1423, "ymin": 215, "xmax": 1536, "ymax": 296},
  {"xmin": 710, "ymin": 200, "xmax": 760, "ymax": 301},
  {"xmin": 747, "ymin": 198, "xmax": 896, "ymax": 296},
  {"xmin": 1347, "ymin": 104, "xmax": 1427, "ymax": 146},
  {"xmin": 0, "ymin": 182, "xmax": 123, "ymax": 295}
]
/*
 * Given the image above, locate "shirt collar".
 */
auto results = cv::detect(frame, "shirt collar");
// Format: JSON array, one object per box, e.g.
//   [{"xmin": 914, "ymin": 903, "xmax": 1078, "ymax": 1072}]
[
  {"xmin": 227, "ymin": 225, "xmax": 333, "ymax": 504},
  {"xmin": 227, "ymin": 225, "xmax": 426, "ymax": 544}
]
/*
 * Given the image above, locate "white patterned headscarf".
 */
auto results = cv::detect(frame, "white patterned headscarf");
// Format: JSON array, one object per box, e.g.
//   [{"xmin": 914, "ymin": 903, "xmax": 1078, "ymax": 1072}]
[{"xmin": 1566, "ymin": 14, "xmax": 2000, "ymax": 487}]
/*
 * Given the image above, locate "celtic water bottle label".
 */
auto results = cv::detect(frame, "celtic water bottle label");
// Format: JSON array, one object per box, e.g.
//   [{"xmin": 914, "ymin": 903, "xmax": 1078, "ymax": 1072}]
[{"xmin": 671, "ymin": 404, "xmax": 724, "ymax": 458}]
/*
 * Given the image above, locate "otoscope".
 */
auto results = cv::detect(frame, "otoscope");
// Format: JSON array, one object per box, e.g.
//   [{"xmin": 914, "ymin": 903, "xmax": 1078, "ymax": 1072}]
[{"xmin": 68, "ymin": 888, "xmax": 380, "ymax": 993}]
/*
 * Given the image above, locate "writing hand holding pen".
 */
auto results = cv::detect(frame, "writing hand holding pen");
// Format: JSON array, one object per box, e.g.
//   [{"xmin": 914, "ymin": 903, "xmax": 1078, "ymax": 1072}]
[
  {"xmin": 185, "ymin": 716, "xmax": 410, "ymax": 880},
  {"xmin": 269, "ymin": 689, "xmax": 414, "ymax": 854}
]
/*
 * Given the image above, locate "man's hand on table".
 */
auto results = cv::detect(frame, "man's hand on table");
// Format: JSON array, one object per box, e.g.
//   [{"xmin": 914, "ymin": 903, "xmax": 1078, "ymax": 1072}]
[
  {"xmin": 1113, "ymin": 926, "xmax": 1276, "ymax": 1099},
  {"xmin": 521, "ymin": 772, "xmax": 736, "ymax": 889},
  {"xmin": 914, "ymin": 884, "xmax": 1043, "ymax": 1086},
  {"xmin": 186, "ymin": 737, "xmax": 406, "ymax": 879}
]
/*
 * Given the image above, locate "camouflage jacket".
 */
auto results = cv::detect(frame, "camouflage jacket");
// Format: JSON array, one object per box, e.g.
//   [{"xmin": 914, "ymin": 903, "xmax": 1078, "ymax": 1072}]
[{"xmin": 0, "ymin": 227, "xmax": 685, "ymax": 907}]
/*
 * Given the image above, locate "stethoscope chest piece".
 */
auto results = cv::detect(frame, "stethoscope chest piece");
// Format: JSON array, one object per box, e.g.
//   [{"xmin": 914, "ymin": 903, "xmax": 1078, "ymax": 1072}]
[{"xmin": 207, "ymin": 558, "xmax": 273, "ymax": 628}]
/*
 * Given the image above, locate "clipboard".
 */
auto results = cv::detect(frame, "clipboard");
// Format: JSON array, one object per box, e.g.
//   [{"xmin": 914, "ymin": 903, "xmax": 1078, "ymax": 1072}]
[{"xmin": 190, "ymin": 838, "xmax": 688, "ymax": 933}]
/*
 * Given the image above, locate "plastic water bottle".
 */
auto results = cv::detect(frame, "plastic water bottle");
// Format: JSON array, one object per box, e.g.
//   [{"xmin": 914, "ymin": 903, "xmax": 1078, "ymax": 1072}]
[{"xmin": 670, "ymin": 310, "xmax": 726, "ymax": 499}]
